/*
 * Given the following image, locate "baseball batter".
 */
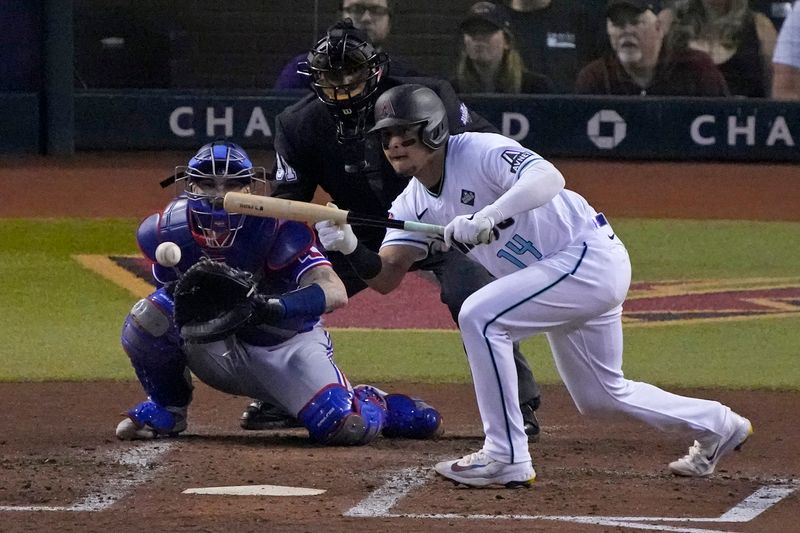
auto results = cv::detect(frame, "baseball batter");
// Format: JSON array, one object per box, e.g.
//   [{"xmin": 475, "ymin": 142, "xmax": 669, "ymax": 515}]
[
  {"xmin": 115, "ymin": 141, "xmax": 442, "ymax": 445},
  {"xmin": 317, "ymin": 84, "xmax": 753, "ymax": 487},
  {"xmin": 245, "ymin": 18, "xmax": 543, "ymax": 439}
]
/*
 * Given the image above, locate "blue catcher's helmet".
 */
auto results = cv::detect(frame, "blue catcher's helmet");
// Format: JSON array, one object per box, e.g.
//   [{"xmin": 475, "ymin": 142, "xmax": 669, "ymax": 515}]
[{"xmin": 176, "ymin": 141, "xmax": 267, "ymax": 249}]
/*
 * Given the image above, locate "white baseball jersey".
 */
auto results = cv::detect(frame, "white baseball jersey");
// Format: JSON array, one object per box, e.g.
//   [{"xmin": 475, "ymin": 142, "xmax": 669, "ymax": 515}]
[
  {"xmin": 383, "ymin": 132, "xmax": 600, "ymax": 278},
  {"xmin": 382, "ymin": 131, "xmax": 737, "ymax": 468},
  {"xmin": 773, "ymin": 1, "xmax": 800, "ymax": 68}
]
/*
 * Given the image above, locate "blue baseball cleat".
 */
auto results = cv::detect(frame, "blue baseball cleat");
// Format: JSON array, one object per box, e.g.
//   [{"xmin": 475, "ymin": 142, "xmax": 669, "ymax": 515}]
[
  {"xmin": 382, "ymin": 394, "xmax": 443, "ymax": 439},
  {"xmin": 115, "ymin": 400, "xmax": 187, "ymax": 440}
]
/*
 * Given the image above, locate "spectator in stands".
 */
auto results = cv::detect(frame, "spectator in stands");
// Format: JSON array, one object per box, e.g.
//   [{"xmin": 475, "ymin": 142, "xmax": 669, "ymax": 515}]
[
  {"xmin": 771, "ymin": 0, "xmax": 800, "ymax": 99},
  {"xmin": 274, "ymin": 0, "xmax": 420, "ymax": 89},
  {"xmin": 575, "ymin": 0, "xmax": 730, "ymax": 95},
  {"xmin": 501, "ymin": 0, "xmax": 606, "ymax": 93},
  {"xmin": 452, "ymin": 1, "xmax": 555, "ymax": 93},
  {"xmin": 661, "ymin": 0, "xmax": 778, "ymax": 97}
]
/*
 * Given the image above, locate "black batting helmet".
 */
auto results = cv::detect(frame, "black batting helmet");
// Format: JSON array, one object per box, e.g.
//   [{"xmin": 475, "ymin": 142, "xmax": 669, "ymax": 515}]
[{"xmin": 369, "ymin": 84, "xmax": 449, "ymax": 149}]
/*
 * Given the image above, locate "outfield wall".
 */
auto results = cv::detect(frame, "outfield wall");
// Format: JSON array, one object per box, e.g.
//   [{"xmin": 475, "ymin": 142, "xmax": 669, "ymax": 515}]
[
  {"xmin": 3, "ymin": 91, "xmax": 798, "ymax": 162},
  {"xmin": 0, "ymin": 93, "xmax": 40, "ymax": 152}
]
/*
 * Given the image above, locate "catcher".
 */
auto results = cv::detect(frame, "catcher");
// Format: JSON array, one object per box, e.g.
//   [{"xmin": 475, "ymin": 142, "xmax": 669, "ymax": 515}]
[{"xmin": 115, "ymin": 141, "xmax": 442, "ymax": 445}]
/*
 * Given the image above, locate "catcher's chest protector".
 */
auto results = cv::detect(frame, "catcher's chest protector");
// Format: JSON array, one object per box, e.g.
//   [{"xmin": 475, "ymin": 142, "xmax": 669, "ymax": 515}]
[
  {"xmin": 139, "ymin": 200, "xmax": 275, "ymax": 272},
  {"xmin": 140, "ymin": 198, "xmax": 315, "ymax": 283}
]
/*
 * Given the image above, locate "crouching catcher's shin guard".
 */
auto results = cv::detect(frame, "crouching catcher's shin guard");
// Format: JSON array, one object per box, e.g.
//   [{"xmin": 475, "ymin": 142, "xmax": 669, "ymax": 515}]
[
  {"xmin": 298, "ymin": 385, "xmax": 385, "ymax": 445},
  {"xmin": 382, "ymin": 394, "xmax": 443, "ymax": 439}
]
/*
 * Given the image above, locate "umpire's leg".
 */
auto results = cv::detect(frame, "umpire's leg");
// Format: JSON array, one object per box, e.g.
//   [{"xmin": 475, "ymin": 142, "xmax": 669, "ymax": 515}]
[{"xmin": 418, "ymin": 249, "xmax": 542, "ymax": 437}]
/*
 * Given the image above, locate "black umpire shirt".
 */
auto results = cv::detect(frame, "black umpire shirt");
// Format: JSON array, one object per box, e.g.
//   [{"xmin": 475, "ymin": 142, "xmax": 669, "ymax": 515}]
[{"xmin": 271, "ymin": 76, "xmax": 498, "ymax": 251}]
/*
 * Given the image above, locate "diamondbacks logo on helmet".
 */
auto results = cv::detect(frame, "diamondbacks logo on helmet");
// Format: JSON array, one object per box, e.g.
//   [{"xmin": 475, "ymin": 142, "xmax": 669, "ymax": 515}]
[
  {"xmin": 377, "ymin": 98, "xmax": 397, "ymax": 122},
  {"xmin": 501, "ymin": 150, "xmax": 534, "ymax": 173}
]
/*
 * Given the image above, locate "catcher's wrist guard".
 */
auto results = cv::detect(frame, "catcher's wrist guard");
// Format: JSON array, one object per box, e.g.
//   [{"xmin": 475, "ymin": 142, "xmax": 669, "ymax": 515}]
[
  {"xmin": 280, "ymin": 283, "xmax": 326, "ymax": 318},
  {"xmin": 252, "ymin": 283, "xmax": 326, "ymax": 323},
  {"xmin": 345, "ymin": 243, "xmax": 382, "ymax": 280}
]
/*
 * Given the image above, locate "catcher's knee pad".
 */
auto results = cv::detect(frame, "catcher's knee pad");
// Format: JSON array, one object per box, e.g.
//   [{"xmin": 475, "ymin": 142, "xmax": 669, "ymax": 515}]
[
  {"xmin": 381, "ymin": 394, "xmax": 443, "ymax": 439},
  {"xmin": 298, "ymin": 385, "xmax": 385, "ymax": 446},
  {"xmin": 352, "ymin": 384, "xmax": 389, "ymax": 435},
  {"xmin": 121, "ymin": 289, "xmax": 192, "ymax": 407}
]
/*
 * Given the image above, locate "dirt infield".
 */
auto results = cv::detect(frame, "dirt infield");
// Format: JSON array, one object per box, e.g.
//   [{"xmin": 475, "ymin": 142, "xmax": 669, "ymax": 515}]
[
  {"xmin": 2, "ymin": 152, "xmax": 799, "ymax": 220},
  {"xmin": 2, "ymin": 154, "xmax": 799, "ymax": 532},
  {"xmin": 1, "ymin": 382, "xmax": 798, "ymax": 532}
]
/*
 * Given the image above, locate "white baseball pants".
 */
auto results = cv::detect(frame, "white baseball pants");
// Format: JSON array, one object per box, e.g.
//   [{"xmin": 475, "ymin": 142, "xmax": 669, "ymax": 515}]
[{"xmin": 458, "ymin": 231, "xmax": 734, "ymax": 465}]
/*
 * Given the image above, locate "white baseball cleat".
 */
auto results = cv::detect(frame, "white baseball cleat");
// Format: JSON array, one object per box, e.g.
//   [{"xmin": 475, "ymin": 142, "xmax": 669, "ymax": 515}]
[
  {"xmin": 434, "ymin": 450, "xmax": 536, "ymax": 488},
  {"xmin": 669, "ymin": 412, "xmax": 753, "ymax": 477}
]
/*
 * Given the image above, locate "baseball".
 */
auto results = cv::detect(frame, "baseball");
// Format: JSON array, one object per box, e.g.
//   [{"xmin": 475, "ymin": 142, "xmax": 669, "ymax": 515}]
[{"xmin": 155, "ymin": 242, "xmax": 181, "ymax": 267}]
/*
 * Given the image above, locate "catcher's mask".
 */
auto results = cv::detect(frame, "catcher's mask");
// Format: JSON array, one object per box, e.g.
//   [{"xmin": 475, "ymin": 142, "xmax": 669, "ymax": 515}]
[
  {"xmin": 175, "ymin": 141, "xmax": 267, "ymax": 249},
  {"xmin": 303, "ymin": 19, "xmax": 388, "ymax": 144}
]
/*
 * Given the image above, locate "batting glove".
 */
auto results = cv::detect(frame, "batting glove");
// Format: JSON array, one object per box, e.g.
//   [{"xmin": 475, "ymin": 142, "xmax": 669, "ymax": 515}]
[
  {"xmin": 315, "ymin": 204, "xmax": 358, "ymax": 255},
  {"xmin": 444, "ymin": 205, "xmax": 503, "ymax": 247}
]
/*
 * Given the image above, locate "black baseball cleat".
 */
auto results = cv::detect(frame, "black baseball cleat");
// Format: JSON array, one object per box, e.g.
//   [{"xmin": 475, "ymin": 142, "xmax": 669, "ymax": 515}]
[
  {"xmin": 521, "ymin": 399, "xmax": 541, "ymax": 442},
  {"xmin": 240, "ymin": 400, "xmax": 303, "ymax": 430}
]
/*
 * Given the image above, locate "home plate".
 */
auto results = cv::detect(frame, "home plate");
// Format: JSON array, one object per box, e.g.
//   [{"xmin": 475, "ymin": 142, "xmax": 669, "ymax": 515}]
[{"xmin": 183, "ymin": 485, "xmax": 326, "ymax": 496}]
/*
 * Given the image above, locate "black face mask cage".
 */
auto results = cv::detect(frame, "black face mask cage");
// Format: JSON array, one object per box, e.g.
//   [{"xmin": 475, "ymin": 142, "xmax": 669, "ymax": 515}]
[{"xmin": 303, "ymin": 21, "xmax": 391, "ymax": 173}]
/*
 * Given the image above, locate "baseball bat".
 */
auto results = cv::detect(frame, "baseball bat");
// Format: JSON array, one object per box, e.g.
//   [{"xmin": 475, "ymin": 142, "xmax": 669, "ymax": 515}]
[{"xmin": 223, "ymin": 192, "xmax": 445, "ymax": 235}]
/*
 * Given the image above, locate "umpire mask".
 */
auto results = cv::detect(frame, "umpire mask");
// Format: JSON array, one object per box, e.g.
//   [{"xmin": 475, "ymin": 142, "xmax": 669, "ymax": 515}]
[{"xmin": 304, "ymin": 19, "xmax": 389, "ymax": 172}]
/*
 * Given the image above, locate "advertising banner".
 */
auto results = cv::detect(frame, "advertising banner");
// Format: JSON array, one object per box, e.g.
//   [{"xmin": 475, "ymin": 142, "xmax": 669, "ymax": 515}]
[{"xmin": 73, "ymin": 91, "xmax": 800, "ymax": 162}]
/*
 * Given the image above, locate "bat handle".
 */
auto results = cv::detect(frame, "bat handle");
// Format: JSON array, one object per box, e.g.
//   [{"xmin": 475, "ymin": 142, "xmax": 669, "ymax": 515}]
[{"xmin": 403, "ymin": 221, "xmax": 445, "ymax": 235}]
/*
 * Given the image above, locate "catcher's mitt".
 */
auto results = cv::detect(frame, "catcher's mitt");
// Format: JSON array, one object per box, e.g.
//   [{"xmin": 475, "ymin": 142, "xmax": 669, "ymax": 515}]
[{"xmin": 172, "ymin": 259, "xmax": 256, "ymax": 343}]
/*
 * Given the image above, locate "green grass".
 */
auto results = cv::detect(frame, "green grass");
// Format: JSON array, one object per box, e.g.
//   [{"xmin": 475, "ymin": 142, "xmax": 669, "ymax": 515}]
[
  {"xmin": 331, "ymin": 317, "xmax": 800, "ymax": 390},
  {"xmin": 2, "ymin": 218, "xmax": 799, "ymax": 390},
  {"xmin": 617, "ymin": 219, "xmax": 800, "ymax": 280},
  {"xmin": 1, "ymin": 219, "xmax": 140, "ymax": 379}
]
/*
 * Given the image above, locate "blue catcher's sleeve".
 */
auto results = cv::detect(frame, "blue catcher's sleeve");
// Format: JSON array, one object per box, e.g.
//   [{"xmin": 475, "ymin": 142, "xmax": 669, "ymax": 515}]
[
  {"xmin": 256, "ymin": 239, "xmax": 331, "ymax": 320},
  {"xmin": 241, "ymin": 219, "xmax": 331, "ymax": 343},
  {"xmin": 267, "ymin": 220, "xmax": 316, "ymax": 271}
]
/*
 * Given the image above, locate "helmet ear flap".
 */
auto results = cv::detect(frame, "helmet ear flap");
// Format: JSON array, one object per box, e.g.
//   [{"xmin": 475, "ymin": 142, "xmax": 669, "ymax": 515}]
[{"xmin": 422, "ymin": 118, "xmax": 448, "ymax": 150}]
